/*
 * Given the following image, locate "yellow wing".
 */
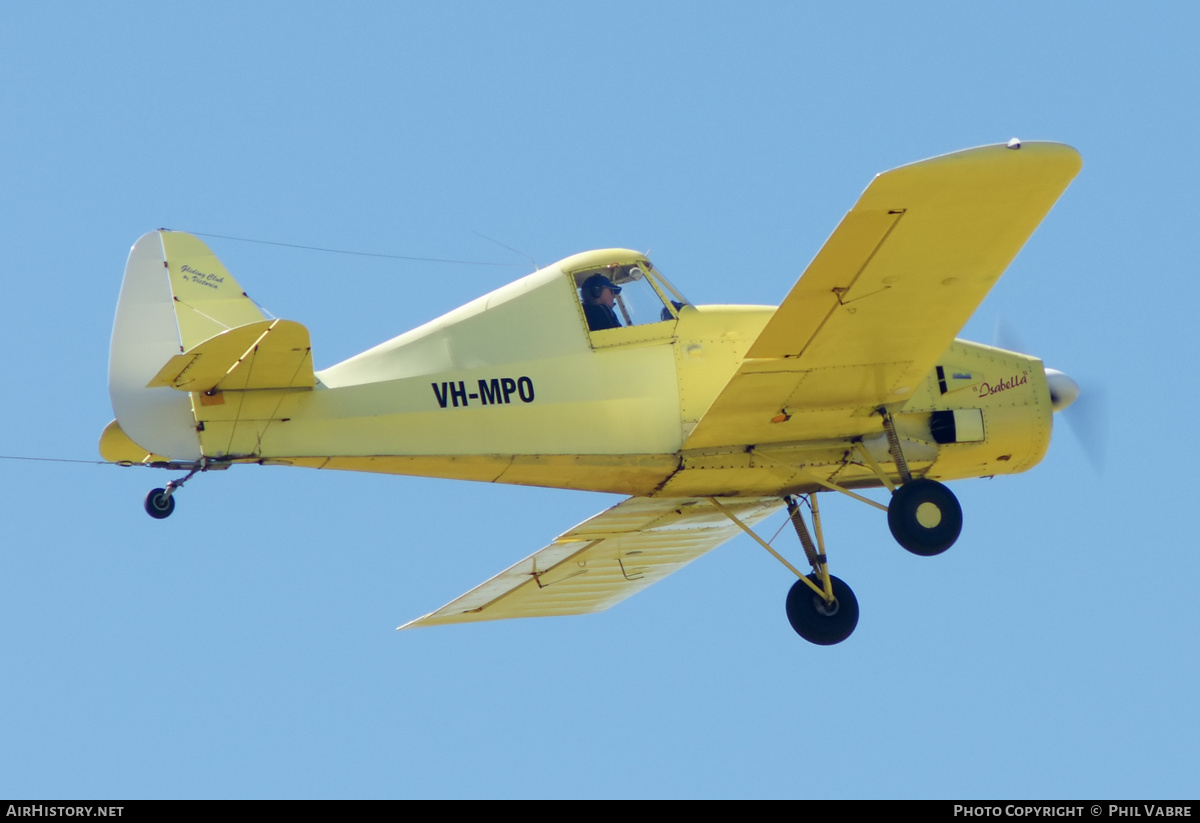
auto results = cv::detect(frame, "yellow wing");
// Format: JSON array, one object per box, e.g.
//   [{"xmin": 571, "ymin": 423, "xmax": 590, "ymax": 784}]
[
  {"xmin": 399, "ymin": 495, "xmax": 781, "ymax": 628},
  {"xmin": 683, "ymin": 141, "xmax": 1082, "ymax": 450}
]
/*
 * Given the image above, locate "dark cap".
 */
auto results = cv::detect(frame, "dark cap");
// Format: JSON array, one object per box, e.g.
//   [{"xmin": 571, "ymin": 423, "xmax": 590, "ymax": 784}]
[{"xmin": 582, "ymin": 273, "xmax": 622, "ymax": 297}]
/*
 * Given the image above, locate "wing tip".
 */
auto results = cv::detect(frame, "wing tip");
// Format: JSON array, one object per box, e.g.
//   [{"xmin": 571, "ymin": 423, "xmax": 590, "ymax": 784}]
[
  {"xmin": 892, "ymin": 139, "xmax": 1082, "ymax": 175},
  {"xmin": 396, "ymin": 614, "xmax": 431, "ymax": 631}
]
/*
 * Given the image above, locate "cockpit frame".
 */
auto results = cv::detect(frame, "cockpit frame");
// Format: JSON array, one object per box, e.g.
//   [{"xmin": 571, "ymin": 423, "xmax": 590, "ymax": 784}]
[{"xmin": 566, "ymin": 251, "xmax": 689, "ymax": 347}]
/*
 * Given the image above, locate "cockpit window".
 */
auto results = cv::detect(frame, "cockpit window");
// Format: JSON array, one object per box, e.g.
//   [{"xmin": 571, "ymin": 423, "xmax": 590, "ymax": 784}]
[{"xmin": 570, "ymin": 257, "xmax": 689, "ymax": 331}]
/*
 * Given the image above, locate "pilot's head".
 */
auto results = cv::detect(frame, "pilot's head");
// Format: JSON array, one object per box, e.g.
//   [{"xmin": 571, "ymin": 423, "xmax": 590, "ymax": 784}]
[{"xmin": 581, "ymin": 274, "xmax": 621, "ymax": 307}]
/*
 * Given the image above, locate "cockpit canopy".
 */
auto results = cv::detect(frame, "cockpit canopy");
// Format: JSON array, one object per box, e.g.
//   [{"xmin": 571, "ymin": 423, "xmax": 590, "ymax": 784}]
[{"xmin": 567, "ymin": 253, "xmax": 689, "ymax": 328}]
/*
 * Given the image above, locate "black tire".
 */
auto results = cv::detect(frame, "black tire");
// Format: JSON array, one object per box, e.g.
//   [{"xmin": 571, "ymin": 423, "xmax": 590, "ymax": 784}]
[
  {"xmin": 785, "ymin": 574, "xmax": 859, "ymax": 645},
  {"xmin": 888, "ymin": 478, "xmax": 962, "ymax": 556},
  {"xmin": 144, "ymin": 488, "xmax": 175, "ymax": 519}
]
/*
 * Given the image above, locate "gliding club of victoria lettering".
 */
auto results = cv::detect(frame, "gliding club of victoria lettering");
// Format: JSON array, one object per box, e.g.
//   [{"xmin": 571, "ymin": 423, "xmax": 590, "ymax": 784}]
[{"xmin": 178, "ymin": 264, "xmax": 225, "ymax": 290}]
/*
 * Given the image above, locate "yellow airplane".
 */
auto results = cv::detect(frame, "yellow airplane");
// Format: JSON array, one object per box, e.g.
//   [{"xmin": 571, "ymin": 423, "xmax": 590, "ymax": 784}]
[{"xmin": 100, "ymin": 140, "xmax": 1082, "ymax": 645}]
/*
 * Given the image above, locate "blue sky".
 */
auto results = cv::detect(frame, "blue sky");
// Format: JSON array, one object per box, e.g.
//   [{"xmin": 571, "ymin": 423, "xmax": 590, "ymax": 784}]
[{"xmin": 1, "ymin": 1, "xmax": 1197, "ymax": 799}]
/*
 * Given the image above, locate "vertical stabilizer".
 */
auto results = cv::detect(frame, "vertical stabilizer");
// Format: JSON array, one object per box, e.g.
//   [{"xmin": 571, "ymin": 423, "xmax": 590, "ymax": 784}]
[
  {"xmin": 107, "ymin": 231, "xmax": 266, "ymax": 460},
  {"xmin": 159, "ymin": 231, "xmax": 265, "ymax": 349}
]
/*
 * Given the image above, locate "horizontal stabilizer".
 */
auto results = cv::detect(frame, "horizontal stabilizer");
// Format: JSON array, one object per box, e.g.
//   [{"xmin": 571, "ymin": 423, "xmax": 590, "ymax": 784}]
[
  {"xmin": 400, "ymin": 495, "xmax": 780, "ymax": 628},
  {"xmin": 147, "ymin": 319, "xmax": 315, "ymax": 393},
  {"xmin": 98, "ymin": 419, "xmax": 169, "ymax": 464}
]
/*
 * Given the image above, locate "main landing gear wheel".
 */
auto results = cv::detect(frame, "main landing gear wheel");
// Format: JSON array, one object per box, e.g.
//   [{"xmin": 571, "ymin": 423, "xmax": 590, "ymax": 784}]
[
  {"xmin": 888, "ymin": 478, "xmax": 962, "ymax": 556},
  {"xmin": 144, "ymin": 488, "xmax": 175, "ymax": 520},
  {"xmin": 785, "ymin": 574, "xmax": 859, "ymax": 646}
]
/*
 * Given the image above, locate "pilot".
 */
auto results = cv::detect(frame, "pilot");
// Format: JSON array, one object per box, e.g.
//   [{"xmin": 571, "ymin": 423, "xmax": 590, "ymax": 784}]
[{"xmin": 580, "ymin": 273, "xmax": 622, "ymax": 331}]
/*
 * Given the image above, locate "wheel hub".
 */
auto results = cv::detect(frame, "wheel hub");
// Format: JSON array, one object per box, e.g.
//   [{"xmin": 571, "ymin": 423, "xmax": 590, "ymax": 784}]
[
  {"xmin": 888, "ymin": 479, "xmax": 962, "ymax": 556},
  {"xmin": 813, "ymin": 594, "xmax": 840, "ymax": 617},
  {"xmin": 916, "ymin": 501, "xmax": 942, "ymax": 528}
]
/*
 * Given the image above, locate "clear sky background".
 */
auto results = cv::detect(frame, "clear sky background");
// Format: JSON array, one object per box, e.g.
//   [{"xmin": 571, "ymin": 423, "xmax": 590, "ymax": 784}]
[{"xmin": 1, "ymin": 1, "xmax": 1196, "ymax": 799}]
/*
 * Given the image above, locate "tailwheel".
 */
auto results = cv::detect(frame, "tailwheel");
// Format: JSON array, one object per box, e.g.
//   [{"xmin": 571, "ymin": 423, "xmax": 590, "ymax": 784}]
[
  {"xmin": 786, "ymin": 574, "xmax": 859, "ymax": 645},
  {"xmin": 141, "ymin": 465, "xmax": 202, "ymax": 520},
  {"xmin": 887, "ymin": 478, "xmax": 962, "ymax": 556},
  {"xmin": 144, "ymin": 488, "xmax": 175, "ymax": 519}
]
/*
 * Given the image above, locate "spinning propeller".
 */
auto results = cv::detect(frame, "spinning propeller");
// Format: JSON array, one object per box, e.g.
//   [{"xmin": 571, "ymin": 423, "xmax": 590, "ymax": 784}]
[{"xmin": 995, "ymin": 319, "xmax": 1107, "ymax": 473}]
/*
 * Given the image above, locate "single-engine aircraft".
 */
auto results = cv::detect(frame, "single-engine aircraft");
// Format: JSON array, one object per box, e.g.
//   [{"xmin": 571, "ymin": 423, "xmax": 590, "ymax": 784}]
[{"xmin": 101, "ymin": 141, "xmax": 1082, "ymax": 645}]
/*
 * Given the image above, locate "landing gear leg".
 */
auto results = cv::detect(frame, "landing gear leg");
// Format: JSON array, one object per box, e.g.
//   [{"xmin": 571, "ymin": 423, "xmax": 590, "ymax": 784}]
[
  {"xmin": 783, "ymin": 495, "xmax": 858, "ymax": 645},
  {"xmin": 707, "ymin": 495, "xmax": 859, "ymax": 646},
  {"xmin": 143, "ymin": 466, "xmax": 201, "ymax": 520}
]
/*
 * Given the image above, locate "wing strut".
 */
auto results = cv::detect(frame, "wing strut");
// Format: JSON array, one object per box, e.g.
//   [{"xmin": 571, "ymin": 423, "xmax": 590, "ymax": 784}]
[
  {"xmin": 750, "ymin": 448, "xmax": 890, "ymax": 511},
  {"xmin": 707, "ymin": 495, "xmax": 831, "ymax": 602},
  {"xmin": 709, "ymin": 490, "xmax": 864, "ymax": 646},
  {"xmin": 707, "ymin": 497, "xmax": 809, "ymax": 582}
]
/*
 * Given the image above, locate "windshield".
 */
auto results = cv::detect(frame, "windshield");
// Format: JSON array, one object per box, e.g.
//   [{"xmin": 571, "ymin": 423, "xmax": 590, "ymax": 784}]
[{"xmin": 570, "ymin": 256, "xmax": 689, "ymax": 328}]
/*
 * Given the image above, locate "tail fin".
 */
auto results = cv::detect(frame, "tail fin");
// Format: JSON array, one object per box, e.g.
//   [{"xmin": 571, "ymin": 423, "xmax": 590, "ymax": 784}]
[
  {"xmin": 157, "ymin": 231, "xmax": 268, "ymax": 347},
  {"xmin": 107, "ymin": 230, "xmax": 272, "ymax": 460}
]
